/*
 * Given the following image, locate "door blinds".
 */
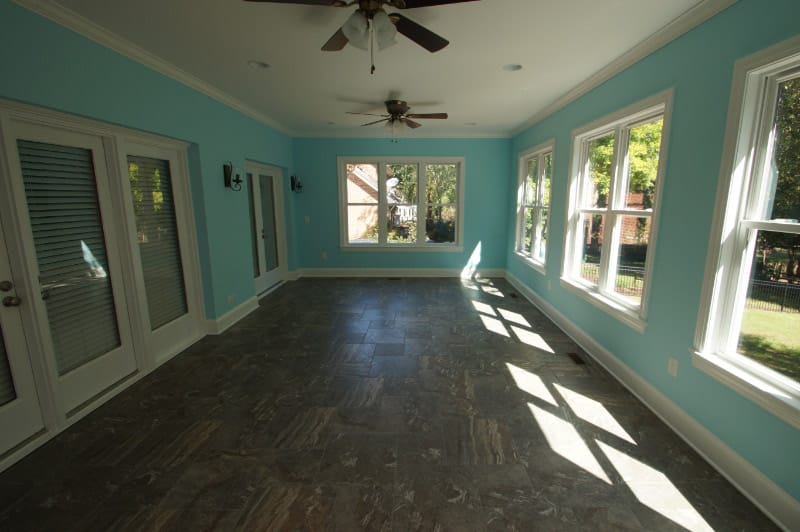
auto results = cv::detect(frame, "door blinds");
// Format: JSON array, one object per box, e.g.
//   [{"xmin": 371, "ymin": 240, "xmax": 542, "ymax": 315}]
[
  {"xmin": 0, "ymin": 327, "xmax": 16, "ymax": 406},
  {"xmin": 18, "ymin": 140, "xmax": 122, "ymax": 375},
  {"xmin": 127, "ymin": 156, "xmax": 188, "ymax": 330}
]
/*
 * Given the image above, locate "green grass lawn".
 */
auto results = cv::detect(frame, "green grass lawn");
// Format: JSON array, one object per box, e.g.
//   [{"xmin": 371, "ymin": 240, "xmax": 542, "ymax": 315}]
[{"xmin": 738, "ymin": 308, "xmax": 800, "ymax": 381}]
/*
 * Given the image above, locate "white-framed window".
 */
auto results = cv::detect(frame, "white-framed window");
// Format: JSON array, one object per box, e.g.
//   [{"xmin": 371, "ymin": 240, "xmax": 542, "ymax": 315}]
[
  {"xmin": 694, "ymin": 39, "xmax": 800, "ymax": 428},
  {"xmin": 338, "ymin": 157, "xmax": 464, "ymax": 251},
  {"xmin": 562, "ymin": 91, "xmax": 671, "ymax": 331},
  {"xmin": 515, "ymin": 141, "xmax": 553, "ymax": 272}
]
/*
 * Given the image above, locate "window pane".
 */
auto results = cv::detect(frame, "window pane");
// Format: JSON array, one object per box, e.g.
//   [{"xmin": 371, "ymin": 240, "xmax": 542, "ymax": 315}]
[
  {"xmin": 347, "ymin": 205, "xmax": 378, "ymax": 243},
  {"xmin": 585, "ymin": 133, "xmax": 615, "ymax": 208},
  {"xmin": 387, "ymin": 204, "xmax": 417, "ymax": 244},
  {"xmin": 614, "ymin": 215, "xmax": 651, "ymax": 304},
  {"xmin": 580, "ymin": 213, "xmax": 604, "ymax": 284},
  {"xmin": 535, "ymin": 208, "xmax": 549, "ymax": 262},
  {"xmin": 387, "ymin": 164, "xmax": 417, "ymax": 204},
  {"xmin": 738, "ymin": 230, "xmax": 800, "ymax": 381},
  {"xmin": 523, "ymin": 207, "xmax": 534, "ymax": 252},
  {"xmin": 542, "ymin": 153, "xmax": 552, "ymax": 206},
  {"xmin": 624, "ymin": 118, "xmax": 663, "ymax": 210},
  {"xmin": 346, "ymin": 163, "xmax": 378, "ymax": 204},
  {"xmin": 426, "ymin": 164, "xmax": 457, "ymax": 205},
  {"xmin": 768, "ymin": 78, "xmax": 800, "ymax": 221},
  {"xmin": 526, "ymin": 158, "xmax": 538, "ymax": 204},
  {"xmin": 426, "ymin": 205, "xmax": 456, "ymax": 243},
  {"xmin": 247, "ymin": 173, "xmax": 260, "ymax": 278}
]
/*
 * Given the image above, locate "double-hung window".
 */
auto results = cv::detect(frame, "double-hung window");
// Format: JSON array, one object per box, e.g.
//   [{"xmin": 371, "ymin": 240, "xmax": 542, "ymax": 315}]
[
  {"xmin": 562, "ymin": 93, "xmax": 670, "ymax": 330},
  {"xmin": 339, "ymin": 157, "xmax": 463, "ymax": 250},
  {"xmin": 694, "ymin": 41, "xmax": 800, "ymax": 426},
  {"xmin": 515, "ymin": 142, "xmax": 553, "ymax": 271}
]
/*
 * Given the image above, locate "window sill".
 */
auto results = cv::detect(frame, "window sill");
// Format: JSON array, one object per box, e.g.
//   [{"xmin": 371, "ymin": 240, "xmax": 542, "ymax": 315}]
[
  {"xmin": 691, "ymin": 350, "xmax": 800, "ymax": 429},
  {"xmin": 560, "ymin": 277, "xmax": 646, "ymax": 333},
  {"xmin": 341, "ymin": 244, "xmax": 463, "ymax": 253},
  {"xmin": 514, "ymin": 252, "xmax": 546, "ymax": 275}
]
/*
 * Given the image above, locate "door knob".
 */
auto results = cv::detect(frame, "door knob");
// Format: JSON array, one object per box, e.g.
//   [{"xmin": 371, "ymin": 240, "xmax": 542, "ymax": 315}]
[
  {"xmin": 2, "ymin": 296, "xmax": 21, "ymax": 307},
  {"xmin": 0, "ymin": 280, "xmax": 12, "ymax": 292}
]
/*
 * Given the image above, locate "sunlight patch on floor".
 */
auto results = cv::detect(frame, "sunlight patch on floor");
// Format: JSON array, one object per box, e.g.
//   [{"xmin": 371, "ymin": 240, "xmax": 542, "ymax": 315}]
[
  {"xmin": 480, "ymin": 315, "xmax": 510, "ymax": 337},
  {"xmin": 506, "ymin": 363, "xmax": 558, "ymax": 406},
  {"xmin": 497, "ymin": 308, "xmax": 531, "ymax": 327},
  {"xmin": 553, "ymin": 383, "xmax": 636, "ymax": 445},
  {"xmin": 528, "ymin": 402, "xmax": 611, "ymax": 484},
  {"xmin": 471, "ymin": 300, "xmax": 496, "ymax": 316},
  {"xmin": 511, "ymin": 325, "xmax": 554, "ymax": 353},
  {"xmin": 597, "ymin": 441, "xmax": 713, "ymax": 532}
]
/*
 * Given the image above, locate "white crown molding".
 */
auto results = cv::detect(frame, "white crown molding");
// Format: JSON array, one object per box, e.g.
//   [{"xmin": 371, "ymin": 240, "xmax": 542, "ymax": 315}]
[
  {"xmin": 13, "ymin": 0, "xmax": 296, "ymax": 136},
  {"xmin": 296, "ymin": 130, "xmax": 512, "ymax": 140},
  {"xmin": 505, "ymin": 271, "xmax": 799, "ymax": 531},
  {"xmin": 510, "ymin": 0, "xmax": 737, "ymax": 137}
]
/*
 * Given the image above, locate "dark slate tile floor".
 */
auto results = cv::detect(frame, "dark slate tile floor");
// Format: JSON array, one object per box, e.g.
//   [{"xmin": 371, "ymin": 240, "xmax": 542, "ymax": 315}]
[{"xmin": 0, "ymin": 278, "xmax": 777, "ymax": 531}]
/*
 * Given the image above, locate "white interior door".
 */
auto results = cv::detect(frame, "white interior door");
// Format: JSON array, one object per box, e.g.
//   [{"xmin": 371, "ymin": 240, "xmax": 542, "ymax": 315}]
[
  {"xmin": 0, "ymin": 220, "xmax": 44, "ymax": 456},
  {"xmin": 4, "ymin": 122, "xmax": 137, "ymax": 413},
  {"xmin": 247, "ymin": 162, "xmax": 286, "ymax": 294}
]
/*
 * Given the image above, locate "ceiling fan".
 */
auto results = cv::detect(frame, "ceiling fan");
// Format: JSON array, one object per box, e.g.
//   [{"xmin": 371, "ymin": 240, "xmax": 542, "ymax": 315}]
[
  {"xmin": 245, "ymin": 0, "xmax": 478, "ymax": 55},
  {"xmin": 348, "ymin": 99, "xmax": 447, "ymax": 129}
]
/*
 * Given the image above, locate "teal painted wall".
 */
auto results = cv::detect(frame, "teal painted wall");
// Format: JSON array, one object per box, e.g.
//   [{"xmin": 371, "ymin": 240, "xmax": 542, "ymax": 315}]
[
  {"xmin": 0, "ymin": 0, "xmax": 294, "ymax": 318},
  {"xmin": 292, "ymin": 137, "xmax": 510, "ymax": 270},
  {"xmin": 508, "ymin": 0, "xmax": 800, "ymax": 499}
]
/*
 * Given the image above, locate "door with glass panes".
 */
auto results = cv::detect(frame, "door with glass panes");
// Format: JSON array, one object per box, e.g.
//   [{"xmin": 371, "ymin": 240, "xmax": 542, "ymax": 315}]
[
  {"xmin": 247, "ymin": 162, "xmax": 286, "ymax": 294},
  {"xmin": 0, "ymin": 217, "xmax": 44, "ymax": 456},
  {"xmin": 3, "ymin": 122, "xmax": 137, "ymax": 413}
]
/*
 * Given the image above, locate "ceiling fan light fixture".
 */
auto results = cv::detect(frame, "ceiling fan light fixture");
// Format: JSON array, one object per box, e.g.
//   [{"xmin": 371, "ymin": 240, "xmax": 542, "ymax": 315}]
[
  {"xmin": 373, "ymin": 10, "xmax": 397, "ymax": 50},
  {"xmin": 342, "ymin": 11, "xmax": 369, "ymax": 50}
]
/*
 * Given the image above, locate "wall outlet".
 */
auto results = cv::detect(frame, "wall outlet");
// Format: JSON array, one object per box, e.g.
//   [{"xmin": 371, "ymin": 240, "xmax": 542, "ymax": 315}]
[
  {"xmin": 227, "ymin": 295, "xmax": 235, "ymax": 305},
  {"xmin": 321, "ymin": 250, "xmax": 328, "ymax": 261},
  {"xmin": 304, "ymin": 215, "xmax": 310, "ymax": 224},
  {"xmin": 667, "ymin": 356, "xmax": 679, "ymax": 377}
]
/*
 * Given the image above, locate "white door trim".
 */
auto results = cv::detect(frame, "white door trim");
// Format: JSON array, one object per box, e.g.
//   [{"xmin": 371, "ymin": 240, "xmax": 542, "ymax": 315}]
[{"xmin": 246, "ymin": 160, "xmax": 288, "ymax": 295}]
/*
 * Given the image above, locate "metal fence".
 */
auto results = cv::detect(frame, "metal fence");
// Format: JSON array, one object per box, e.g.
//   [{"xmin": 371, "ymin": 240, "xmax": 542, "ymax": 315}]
[
  {"xmin": 746, "ymin": 280, "xmax": 800, "ymax": 313},
  {"xmin": 580, "ymin": 263, "xmax": 644, "ymax": 298}
]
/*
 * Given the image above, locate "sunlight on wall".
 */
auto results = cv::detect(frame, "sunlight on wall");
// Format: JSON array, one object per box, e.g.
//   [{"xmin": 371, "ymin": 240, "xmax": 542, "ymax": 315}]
[
  {"xmin": 553, "ymin": 383, "xmax": 637, "ymax": 445},
  {"xmin": 506, "ymin": 363, "xmax": 558, "ymax": 406},
  {"xmin": 597, "ymin": 441, "xmax": 713, "ymax": 532},
  {"xmin": 511, "ymin": 325, "xmax": 554, "ymax": 353},
  {"xmin": 461, "ymin": 241, "xmax": 482, "ymax": 279},
  {"xmin": 528, "ymin": 402, "xmax": 612, "ymax": 484}
]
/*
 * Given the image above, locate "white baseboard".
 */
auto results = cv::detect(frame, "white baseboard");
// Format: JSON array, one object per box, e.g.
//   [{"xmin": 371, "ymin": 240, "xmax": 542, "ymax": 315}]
[
  {"xmin": 504, "ymin": 271, "xmax": 798, "ymax": 531},
  {"xmin": 204, "ymin": 296, "xmax": 259, "ymax": 335},
  {"xmin": 296, "ymin": 267, "xmax": 505, "ymax": 278}
]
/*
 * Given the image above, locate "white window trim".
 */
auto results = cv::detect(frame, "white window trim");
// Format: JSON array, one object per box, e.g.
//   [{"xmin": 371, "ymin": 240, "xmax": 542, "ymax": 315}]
[
  {"xmin": 561, "ymin": 90, "xmax": 673, "ymax": 333},
  {"xmin": 514, "ymin": 140, "xmax": 554, "ymax": 274},
  {"xmin": 337, "ymin": 156, "xmax": 464, "ymax": 252},
  {"xmin": 693, "ymin": 36, "xmax": 800, "ymax": 429}
]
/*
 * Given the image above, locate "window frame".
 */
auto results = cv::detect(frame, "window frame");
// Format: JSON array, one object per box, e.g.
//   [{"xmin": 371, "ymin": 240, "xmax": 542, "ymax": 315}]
[
  {"xmin": 561, "ymin": 90, "xmax": 672, "ymax": 332},
  {"xmin": 337, "ymin": 156, "xmax": 464, "ymax": 252},
  {"xmin": 693, "ymin": 38, "xmax": 800, "ymax": 428},
  {"xmin": 515, "ymin": 140, "xmax": 554, "ymax": 273}
]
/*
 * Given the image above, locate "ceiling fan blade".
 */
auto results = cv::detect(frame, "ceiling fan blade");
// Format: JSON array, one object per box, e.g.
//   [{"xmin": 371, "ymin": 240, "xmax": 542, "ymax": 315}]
[
  {"xmin": 395, "ymin": 0, "xmax": 478, "ymax": 7},
  {"xmin": 322, "ymin": 28, "xmax": 348, "ymax": 51},
  {"xmin": 361, "ymin": 118, "xmax": 390, "ymax": 126},
  {"xmin": 389, "ymin": 13, "xmax": 448, "ymax": 52},
  {"xmin": 401, "ymin": 118, "xmax": 422, "ymax": 129},
  {"xmin": 244, "ymin": 0, "xmax": 347, "ymax": 6},
  {"xmin": 346, "ymin": 112, "xmax": 390, "ymax": 117},
  {"xmin": 406, "ymin": 113, "xmax": 448, "ymax": 119}
]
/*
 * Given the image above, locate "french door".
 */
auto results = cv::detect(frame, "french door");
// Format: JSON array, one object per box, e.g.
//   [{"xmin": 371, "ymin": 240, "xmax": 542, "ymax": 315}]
[
  {"xmin": 2, "ymin": 121, "xmax": 137, "ymax": 413},
  {"xmin": 247, "ymin": 162, "xmax": 286, "ymax": 294},
  {"xmin": 0, "ymin": 219, "xmax": 44, "ymax": 456}
]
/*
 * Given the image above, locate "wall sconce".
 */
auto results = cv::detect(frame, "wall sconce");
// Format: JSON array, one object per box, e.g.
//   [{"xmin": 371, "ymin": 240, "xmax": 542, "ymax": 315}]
[
  {"xmin": 223, "ymin": 162, "xmax": 242, "ymax": 191},
  {"xmin": 291, "ymin": 175, "xmax": 303, "ymax": 193}
]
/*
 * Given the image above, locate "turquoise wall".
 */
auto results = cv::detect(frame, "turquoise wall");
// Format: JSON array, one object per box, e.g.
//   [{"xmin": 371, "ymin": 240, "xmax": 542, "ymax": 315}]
[
  {"xmin": 508, "ymin": 0, "xmax": 800, "ymax": 499},
  {"xmin": 292, "ymin": 137, "xmax": 510, "ymax": 270},
  {"xmin": 0, "ymin": 0, "xmax": 294, "ymax": 319}
]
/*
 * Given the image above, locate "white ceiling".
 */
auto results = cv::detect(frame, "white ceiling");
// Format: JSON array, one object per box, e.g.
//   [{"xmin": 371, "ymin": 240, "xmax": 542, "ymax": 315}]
[{"xmin": 33, "ymin": 0, "xmax": 721, "ymax": 137}]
